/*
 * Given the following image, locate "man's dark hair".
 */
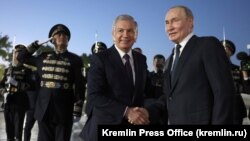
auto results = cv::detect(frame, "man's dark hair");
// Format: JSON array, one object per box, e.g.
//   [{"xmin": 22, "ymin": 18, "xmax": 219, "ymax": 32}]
[{"xmin": 154, "ymin": 54, "xmax": 165, "ymax": 60}]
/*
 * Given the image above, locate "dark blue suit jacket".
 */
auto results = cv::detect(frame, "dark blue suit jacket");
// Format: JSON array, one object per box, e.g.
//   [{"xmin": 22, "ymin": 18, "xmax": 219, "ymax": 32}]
[
  {"xmin": 147, "ymin": 35, "xmax": 235, "ymax": 124},
  {"xmin": 80, "ymin": 46, "xmax": 148, "ymax": 141}
]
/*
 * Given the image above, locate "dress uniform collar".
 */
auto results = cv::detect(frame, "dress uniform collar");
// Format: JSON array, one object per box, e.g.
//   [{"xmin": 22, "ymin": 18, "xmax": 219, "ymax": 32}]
[
  {"xmin": 53, "ymin": 50, "xmax": 68, "ymax": 58},
  {"xmin": 55, "ymin": 49, "xmax": 68, "ymax": 54}
]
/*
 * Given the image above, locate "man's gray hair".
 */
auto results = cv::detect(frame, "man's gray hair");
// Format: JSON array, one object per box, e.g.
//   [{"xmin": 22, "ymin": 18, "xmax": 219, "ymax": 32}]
[
  {"xmin": 170, "ymin": 5, "xmax": 194, "ymax": 19},
  {"xmin": 112, "ymin": 14, "xmax": 138, "ymax": 32}
]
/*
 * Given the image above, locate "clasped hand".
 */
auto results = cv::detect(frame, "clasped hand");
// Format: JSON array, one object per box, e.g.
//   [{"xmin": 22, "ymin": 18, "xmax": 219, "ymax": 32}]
[
  {"xmin": 126, "ymin": 107, "xmax": 150, "ymax": 125},
  {"xmin": 6, "ymin": 76, "xmax": 18, "ymax": 86}
]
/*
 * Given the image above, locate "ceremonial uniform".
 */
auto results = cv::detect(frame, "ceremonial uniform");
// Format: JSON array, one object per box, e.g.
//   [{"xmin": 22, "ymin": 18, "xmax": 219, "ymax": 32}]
[
  {"xmin": 231, "ymin": 63, "xmax": 247, "ymax": 124},
  {"xmin": 17, "ymin": 24, "xmax": 86, "ymax": 141},
  {"xmin": 221, "ymin": 40, "xmax": 247, "ymax": 124},
  {"xmin": 0, "ymin": 64, "xmax": 32, "ymax": 141},
  {"xmin": 23, "ymin": 66, "xmax": 39, "ymax": 141},
  {"xmin": 91, "ymin": 41, "xmax": 107, "ymax": 54}
]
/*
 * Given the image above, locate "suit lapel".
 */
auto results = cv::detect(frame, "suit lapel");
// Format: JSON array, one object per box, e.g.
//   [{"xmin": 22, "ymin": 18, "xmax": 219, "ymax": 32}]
[
  {"xmin": 109, "ymin": 46, "xmax": 125, "ymax": 71},
  {"xmin": 109, "ymin": 46, "xmax": 135, "ymax": 101}
]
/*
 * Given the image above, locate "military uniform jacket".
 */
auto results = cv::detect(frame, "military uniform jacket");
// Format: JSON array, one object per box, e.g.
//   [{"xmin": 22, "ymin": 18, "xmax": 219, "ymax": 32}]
[
  {"xmin": 17, "ymin": 49, "xmax": 86, "ymax": 124},
  {"xmin": 0, "ymin": 65, "xmax": 32, "ymax": 111},
  {"xmin": 231, "ymin": 63, "xmax": 247, "ymax": 123}
]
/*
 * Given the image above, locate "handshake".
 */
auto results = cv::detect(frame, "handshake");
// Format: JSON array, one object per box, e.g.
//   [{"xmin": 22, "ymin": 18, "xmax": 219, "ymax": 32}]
[{"xmin": 125, "ymin": 107, "xmax": 150, "ymax": 125}]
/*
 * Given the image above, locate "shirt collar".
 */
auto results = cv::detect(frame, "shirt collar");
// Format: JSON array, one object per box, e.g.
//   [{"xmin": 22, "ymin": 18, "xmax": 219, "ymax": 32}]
[
  {"xmin": 114, "ymin": 45, "xmax": 133, "ymax": 59},
  {"xmin": 177, "ymin": 32, "xmax": 194, "ymax": 53}
]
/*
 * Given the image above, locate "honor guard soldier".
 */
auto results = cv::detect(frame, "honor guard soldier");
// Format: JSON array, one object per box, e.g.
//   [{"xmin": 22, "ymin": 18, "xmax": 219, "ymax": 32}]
[
  {"xmin": 85, "ymin": 41, "xmax": 107, "ymax": 79},
  {"xmin": 16, "ymin": 24, "xmax": 86, "ymax": 141},
  {"xmin": 91, "ymin": 41, "xmax": 107, "ymax": 54},
  {"xmin": 221, "ymin": 39, "xmax": 247, "ymax": 124},
  {"xmin": 0, "ymin": 44, "xmax": 33, "ymax": 141}
]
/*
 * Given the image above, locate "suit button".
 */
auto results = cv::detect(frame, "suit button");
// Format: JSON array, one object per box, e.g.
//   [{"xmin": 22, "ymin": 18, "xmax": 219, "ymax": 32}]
[{"xmin": 169, "ymin": 97, "xmax": 173, "ymax": 101}]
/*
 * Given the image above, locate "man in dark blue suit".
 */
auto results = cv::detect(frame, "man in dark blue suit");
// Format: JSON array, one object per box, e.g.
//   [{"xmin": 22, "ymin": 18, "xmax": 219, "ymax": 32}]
[
  {"xmin": 133, "ymin": 5, "xmax": 235, "ymax": 125},
  {"xmin": 80, "ymin": 14, "xmax": 149, "ymax": 141}
]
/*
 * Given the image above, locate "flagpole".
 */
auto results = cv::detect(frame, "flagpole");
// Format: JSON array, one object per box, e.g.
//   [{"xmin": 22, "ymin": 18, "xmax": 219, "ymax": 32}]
[
  {"xmin": 95, "ymin": 31, "xmax": 98, "ymax": 47},
  {"xmin": 223, "ymin": 27, "xmax": 226, "ymax": 47},
  {"xmin": 11, "ymin": 35, "xmax": 16, "ymax": 66}
]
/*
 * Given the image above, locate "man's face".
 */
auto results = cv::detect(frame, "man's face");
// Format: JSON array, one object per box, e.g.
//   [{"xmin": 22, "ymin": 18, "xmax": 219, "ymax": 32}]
[
  {"xmin": 165, "ymin": 7, "xmax": 193, "ymax": 44},
  {"xmin": 12, "ymin": 50, "xmax": 20, "ymax": 66},
  {"xmin": 53, "ymin": 32, "xmax": 69, "ymax": 52},
  {"xmin": 224, "ymin": 45, "xmax": 233, "ymax": 58},
  {"xmin": 94, "ymin": 46, "xmax": 106, "ymax": 54},
  {"xmin": 112, "ymin": 20, "xmax": 137, "ymax": 53},
  {"xmin": 154, "ymin": 58, "xmax": 165, "ymax": 72}
]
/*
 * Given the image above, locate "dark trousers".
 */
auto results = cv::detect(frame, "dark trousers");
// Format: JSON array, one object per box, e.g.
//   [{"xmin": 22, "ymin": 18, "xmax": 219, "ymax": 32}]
[
  {"xmin": 4, "ymin": 108, "xmax": 26, "ymax": 140},
  {"xmin": 24, "ymin": 110, "xmax": 36, "ymax": 141},
  {"xmin": 38, "ymin": 120, "xmax": 73, "ymax": 141}
]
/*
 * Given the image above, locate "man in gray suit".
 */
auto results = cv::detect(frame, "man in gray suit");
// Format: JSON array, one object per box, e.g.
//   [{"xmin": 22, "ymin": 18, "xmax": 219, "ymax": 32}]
[
  {"xmin": 80, "ymin": 14, "xmax": 149, "ymax": 141},
  {"xmin": 132, "ymin": 5, "xmax": 235, "ymax": 125}
]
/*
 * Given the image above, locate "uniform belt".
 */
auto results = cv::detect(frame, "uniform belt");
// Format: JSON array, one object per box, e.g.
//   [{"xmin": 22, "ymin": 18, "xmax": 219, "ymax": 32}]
[
  {"xmin": 40, "ymin": 81, "xmax": 72, "ymax": 89},
  {"xmin": 6, "ymin": 85, "xmax": 18, "ymax": 93}
]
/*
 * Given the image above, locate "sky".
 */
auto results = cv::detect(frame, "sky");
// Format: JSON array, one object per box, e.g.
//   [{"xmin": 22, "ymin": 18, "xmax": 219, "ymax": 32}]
[{"xmin": 1, "ymin": 0, "xmax": 250, "ymax": 71}]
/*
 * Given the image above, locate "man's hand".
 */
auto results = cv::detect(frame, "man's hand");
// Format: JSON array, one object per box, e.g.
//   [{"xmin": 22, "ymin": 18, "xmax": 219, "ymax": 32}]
[
  {"xmin": 27, "ymin": 40, "xmax": 40, "ymax": 53},
  {"xmin": 126, "ymin": 107, "xmax": 150, "ymax": 125}
]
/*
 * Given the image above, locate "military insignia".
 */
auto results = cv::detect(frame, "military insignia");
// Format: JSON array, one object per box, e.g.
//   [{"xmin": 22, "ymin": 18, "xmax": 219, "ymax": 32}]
[{"xmin": 47, "ymin": 82, "xmax": 56, "ymax": 88}]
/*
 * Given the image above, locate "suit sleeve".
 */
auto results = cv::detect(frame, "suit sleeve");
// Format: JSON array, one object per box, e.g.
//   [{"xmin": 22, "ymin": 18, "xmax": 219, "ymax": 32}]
[
  {"xmin": 86, "ymin": 54, "xmax": 127, "ymax": 122},
  {"xmin": 202, "ymin": 37, "xmax": 235, "ymax": 124}
]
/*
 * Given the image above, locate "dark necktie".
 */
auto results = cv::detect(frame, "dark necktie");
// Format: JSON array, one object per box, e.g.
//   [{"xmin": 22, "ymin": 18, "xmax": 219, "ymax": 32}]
[
  {"xmin": 123, "ymin": 54, "xmax": 134, "ymax": 86},
  {"xmin": 171, "ymin": 44, "xmax": 181, "ymax": 84}
]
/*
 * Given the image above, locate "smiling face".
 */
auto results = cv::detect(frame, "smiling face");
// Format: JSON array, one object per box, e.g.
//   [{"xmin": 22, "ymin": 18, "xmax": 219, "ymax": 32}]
[
  {"xmin": 112, "ymin": 16, "xmax": 138, "ymax": 53},
  {"xmin": 165, "ymin": 6, "xmax": 193, "ymax": 44}
]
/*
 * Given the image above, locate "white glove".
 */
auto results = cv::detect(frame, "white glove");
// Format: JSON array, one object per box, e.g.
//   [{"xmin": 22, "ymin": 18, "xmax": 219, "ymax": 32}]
[
  {"xmin": 73, "ymin": 116, "xmax": 81, "ymax": 123},
  {"xmin": 7, "ymin": 76, "xmax": 18, "ymax": 86},
  {"xmin": 0, "ymin": 88, "xmax": 6, "ymax": 96},
  {"xmin": 3, "ymin": 92, "xmax": 9, "ymax": 104}
]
